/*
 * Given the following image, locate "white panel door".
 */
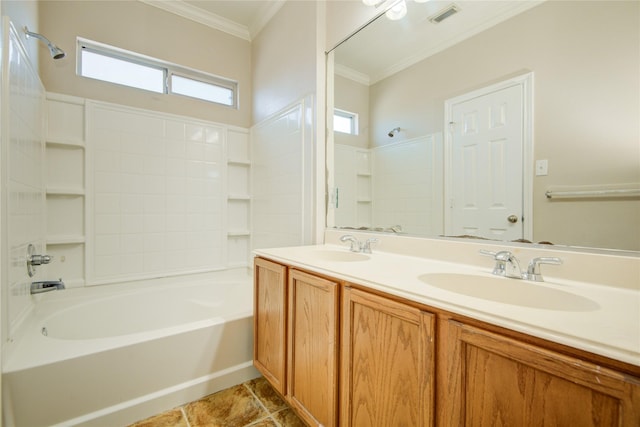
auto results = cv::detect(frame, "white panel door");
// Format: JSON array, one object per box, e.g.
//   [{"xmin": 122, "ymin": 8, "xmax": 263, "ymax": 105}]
[{"xmin": 449, "ymin": 84, "xmax": 524, "ymax": 240}]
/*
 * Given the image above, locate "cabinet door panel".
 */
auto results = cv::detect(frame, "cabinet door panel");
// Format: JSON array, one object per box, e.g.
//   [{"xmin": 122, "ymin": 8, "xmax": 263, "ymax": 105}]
[
  {"xmin": 253, "ymin": 257, "xmax": 287, "ymax": 395},
  {"xmin": 341, "ymin": 287, "xmax": 435, "ymax": 427},
  {"xmin": 288, "ymin": 269, "xmax": 339, "ymax": 427},
  {"xmin": 438, "ymin": 319, "xmax": 640, "ymax": 427}
]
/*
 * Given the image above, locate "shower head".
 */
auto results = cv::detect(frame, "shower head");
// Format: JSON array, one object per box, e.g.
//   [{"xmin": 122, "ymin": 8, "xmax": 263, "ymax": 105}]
[
  {"xmin": 388, "ymin": 127, "xmax": 401, "ymax": 137},
  {"xmin": 24, "ymin": 27, "xmax": 66, "ymax": 60}
]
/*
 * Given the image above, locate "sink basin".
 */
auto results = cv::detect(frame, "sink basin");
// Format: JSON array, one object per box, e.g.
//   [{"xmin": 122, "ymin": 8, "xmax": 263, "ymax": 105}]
[
  {"xmin": 419, "ymin": 273, "xmax": 599, "ymax": 311},
  {"xmin": 307, "ymin": 250, "xmax": 370, "ymax": 262}
]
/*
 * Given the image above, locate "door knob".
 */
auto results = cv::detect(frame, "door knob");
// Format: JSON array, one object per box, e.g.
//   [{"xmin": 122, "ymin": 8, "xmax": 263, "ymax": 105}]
[{"xmin": 507, "ymin": 214, "xmax": 519, "ymax": 224}]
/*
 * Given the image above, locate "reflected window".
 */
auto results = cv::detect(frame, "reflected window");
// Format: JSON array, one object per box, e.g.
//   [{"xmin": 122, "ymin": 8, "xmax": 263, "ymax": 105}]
[{"xmin": 334, "ymin": 109, "xmax": 358, "ymax": 135}]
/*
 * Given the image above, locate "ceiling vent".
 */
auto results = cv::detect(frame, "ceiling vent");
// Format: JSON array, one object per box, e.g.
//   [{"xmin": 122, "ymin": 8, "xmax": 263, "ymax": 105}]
[{"xmin": 429, "ymin": 4, "xmax": 460, "ymax": 24}]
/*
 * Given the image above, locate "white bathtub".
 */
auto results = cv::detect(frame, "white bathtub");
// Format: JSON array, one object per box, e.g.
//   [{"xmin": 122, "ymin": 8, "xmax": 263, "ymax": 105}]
[{"xmin": 2, "ymin": 269, "xmax": 260, "ymax": 427}]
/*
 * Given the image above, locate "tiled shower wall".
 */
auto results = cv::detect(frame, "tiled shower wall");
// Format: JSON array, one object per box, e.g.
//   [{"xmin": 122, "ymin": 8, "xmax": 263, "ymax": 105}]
[
  {"xmin": 251, "ymin": 96, "xmax": 315, "ymax": 250},
  {"xmin": 372, "ymin": 134, "xmax": 444, "ymax": 236},
  {"xmin": 334, "ymin": 134, "xmax": 444, "ymax": 236},
  {"xmin": 2, "ymin": 21, "xmax": 47, "ymax": 338},
  {"xmin": 43, "ymin": 95, "xmax": 251, "ymax": 287}
]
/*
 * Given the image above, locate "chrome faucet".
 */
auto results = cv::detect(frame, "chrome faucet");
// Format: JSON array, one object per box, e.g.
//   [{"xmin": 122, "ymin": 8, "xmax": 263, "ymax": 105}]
[
  {"xmin": 340, "ymin": 235, "xmax": 361, "ymax": 252},
  {"xmin": 361, "ymin": 238, "xmax": 378, "ymax": 254},
  {"xmin": 31, "ymin": 279, "xmax": 65, "ymax": 295},
  {"xmin": 481, "ymin": 250, "xmax": 563, "ymax": 282},
  {"xmin": 522, "ymin": 257, "xmax": 563, "ymax": 282},
  {"xmin": 480, "ymin": 250, "xmax": 522, "ymax": 279},
  {"xmin": 340, "ymin": 235, "xmax": 378, "ymax": 254}
]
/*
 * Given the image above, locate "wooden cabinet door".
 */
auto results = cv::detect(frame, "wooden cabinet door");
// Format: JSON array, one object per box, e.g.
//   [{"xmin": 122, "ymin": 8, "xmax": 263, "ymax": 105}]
[
  {"xmin": 287, "ymin": 269, "xmax": 339, "ymax": 427},
  {"xmin": 438, "ymin": 319, "xmax": 640, "ymax": 427},
  {"xmin": 341, "ymin": 287, "xmax": 435, "ymax": 427},
  {"xmin": 253, "ymin": 257, "xmax": 287, "ymax": 395}
]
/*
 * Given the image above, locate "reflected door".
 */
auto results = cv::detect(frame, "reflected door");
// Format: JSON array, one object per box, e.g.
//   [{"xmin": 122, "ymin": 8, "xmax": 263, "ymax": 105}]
[{"xmin": 447, "ymin": 84, "xmax": 524, "ymax": 241}]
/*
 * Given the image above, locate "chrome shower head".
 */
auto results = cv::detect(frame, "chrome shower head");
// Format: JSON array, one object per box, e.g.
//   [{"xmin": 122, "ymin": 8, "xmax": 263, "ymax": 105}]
[
  {"xmin": 388, "ymin": 127, "xmax": 401, "ymax": 137},
  {"xmin": 24, "ymin": 27, "xmax": 66, "ymax": 60}
]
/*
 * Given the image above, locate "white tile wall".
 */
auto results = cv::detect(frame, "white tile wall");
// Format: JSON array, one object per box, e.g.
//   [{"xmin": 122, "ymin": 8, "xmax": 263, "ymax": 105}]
[
  {"xmin": 372, "ymin": 134, "xmax": 444, "ymax": 236},
  {"xmin": 87, "ymin": 102, "xmax": 227, "ymax": 284},
  {"xmin": 334, "ymin": 144, "xmax": 372, "ymax": 228},
  {"xmin": 3, "ymin": 22, "xmax": 46, "ymax": 338},
  {"xmin": 251, "ymin": 98, "xmax": 314, "ymax": 250}
]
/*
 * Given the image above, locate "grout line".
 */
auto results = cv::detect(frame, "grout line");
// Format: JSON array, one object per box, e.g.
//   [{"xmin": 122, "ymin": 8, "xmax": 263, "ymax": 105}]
[
  {"xmin": 180, "ymin": 406, "xmax": 192, "ymax": 427},
  {"xmin": 242, "ymin": 381, "xmax": 284, "ymax": 427},
  {"xmin": 243, "ymin": 382, "xmax": 271, "ymax": 413}
]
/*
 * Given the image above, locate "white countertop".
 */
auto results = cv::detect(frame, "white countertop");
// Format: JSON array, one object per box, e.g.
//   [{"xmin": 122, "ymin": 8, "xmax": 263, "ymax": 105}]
[{"xmin": 254, "ymin": 244, "xmax": 640, "ymax": 367}]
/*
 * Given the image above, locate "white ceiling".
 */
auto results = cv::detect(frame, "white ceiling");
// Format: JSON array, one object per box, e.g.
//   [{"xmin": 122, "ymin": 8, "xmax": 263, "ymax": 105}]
[{"xmin": 334, "ymin": 0, "xmax": 545, "ymax": 85}]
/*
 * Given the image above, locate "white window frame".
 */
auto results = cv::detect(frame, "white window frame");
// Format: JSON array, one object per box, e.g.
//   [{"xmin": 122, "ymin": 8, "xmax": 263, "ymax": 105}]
[
  {"xmin": 334, "ymin": 108, "xmax": 359, "ymax": 135},
  {"xmin": 77, "ymin": 38, "xmax": 238, "ymax": 108}
]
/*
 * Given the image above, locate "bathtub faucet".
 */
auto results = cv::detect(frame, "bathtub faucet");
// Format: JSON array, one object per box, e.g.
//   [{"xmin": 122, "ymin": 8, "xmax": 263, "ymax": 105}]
[{"xmin": 31, "ymin": 279, "xmax": 65, "ymax": 294}]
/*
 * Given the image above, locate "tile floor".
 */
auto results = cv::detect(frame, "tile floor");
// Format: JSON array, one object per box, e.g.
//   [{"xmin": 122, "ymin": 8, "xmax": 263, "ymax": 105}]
[{"xmin": 128, "ymin": 377, "xmax": 307, "ymax": 427}]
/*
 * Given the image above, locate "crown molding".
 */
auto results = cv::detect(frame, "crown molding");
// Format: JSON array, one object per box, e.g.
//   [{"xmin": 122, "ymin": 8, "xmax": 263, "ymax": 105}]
[
  {"xmin": 334, "ymin": 64, "xmax": 370, "ymax": 86},
  {"xmin": 139, "ymin": 0, "xmax": 251, "ymax": 41}
]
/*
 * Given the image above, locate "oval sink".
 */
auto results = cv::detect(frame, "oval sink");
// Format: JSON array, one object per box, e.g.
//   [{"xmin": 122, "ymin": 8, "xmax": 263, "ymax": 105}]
[
  {"xmin": 307, "ymin": 250, "xmax": 370, "ymax": 262},
  {"xmin": 419, "ymin": 273, "xmax": 599, "ymax": 312}
]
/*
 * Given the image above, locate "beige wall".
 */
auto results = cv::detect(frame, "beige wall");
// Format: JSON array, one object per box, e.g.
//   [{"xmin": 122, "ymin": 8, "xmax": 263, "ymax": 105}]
[
  {"xmin": 251, "ymin": 0, "xmax": 318, "ymax": 125},
  {"xmin": 364, "ymin": 1, "xmax": 639, "ymax": 250},
  {"xmin": 38, "ymin": 1, "xmax": 252, "ymax": 127},
  {"xmin": 334, "ymin": 74, "xmax": 369, "ymax": 148}
]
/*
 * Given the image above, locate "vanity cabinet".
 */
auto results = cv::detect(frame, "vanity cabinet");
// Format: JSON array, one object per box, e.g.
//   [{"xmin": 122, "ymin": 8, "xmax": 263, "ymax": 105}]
[
  {"xmin": 253, "ymin": 257, "xmax": 288, "ymax": 395},
  {"xmin": 437, "ymin": 318, "xmax": 640, "ymax": 426},
  {"xmin": 253, "ymin": 258, "xmax": 340, "ymax": 426},
  {"xmin": 341, "ymin": 287, "xmax": 435, "ymax": 427},
  {"xmin": 287, "ymin": 269, "xmax": 339, "ymax": 427},
  {"xmin": 254, "ymin": 256, "xmax": 640, "ymax": 426}
]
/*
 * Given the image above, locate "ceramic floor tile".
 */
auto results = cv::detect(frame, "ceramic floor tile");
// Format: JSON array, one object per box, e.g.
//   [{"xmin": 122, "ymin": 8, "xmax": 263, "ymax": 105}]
[
  {"xmin": 128, "ymin": 408, "xmax": 187, "ymax": 427},
  {"xmin": 244, "ymin": 377, "xmax": 288, "ymax": 412},
  {"xmin": 184, "ymin": 384, "xmax": 269, "ymax": 427},
  {"xmin": 271, "ymin": 408, "xmax": 308, "ymax": 427},
  {"xmin": 246, "ymin": 417, "xmax": 279, "ymax": 427}
]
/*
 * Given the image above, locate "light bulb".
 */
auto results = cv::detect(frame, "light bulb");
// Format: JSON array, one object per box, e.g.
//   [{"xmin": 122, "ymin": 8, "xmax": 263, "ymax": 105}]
[
  {"xmin": 385, "ymin": 0, "xmax": 407, "ymax": 20},
  {"xmin": 362, "ymin": 0, "xmax": 379, "ymax": 6},
  {"xmin": 414, "ymin": 0, "xmax": 431, "ymax": 3}
]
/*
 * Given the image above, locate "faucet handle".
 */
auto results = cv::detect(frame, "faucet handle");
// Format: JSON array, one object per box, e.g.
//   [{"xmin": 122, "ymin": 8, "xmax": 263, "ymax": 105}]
[
  {"xmin": 362, "ymin": 238, "xmax": 378, "ymax": 254},
  {"xmin": 479, "ymin": 249, "xmax": 498, "ymax": 258},
  {"xmin": 480, "ymin": 249, "xmax": 521, "ymax": 278},
  {"xmin": 340, "ymin": 235, "xmax": 361, "ymax": 252},
  {"xmin": 523, "ymin": 257, "xmax": 562, "ymax": 282}
]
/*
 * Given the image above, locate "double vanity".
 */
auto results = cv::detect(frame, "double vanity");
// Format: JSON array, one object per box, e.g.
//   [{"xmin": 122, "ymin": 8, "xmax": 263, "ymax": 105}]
[{"xmin": 253, "ymin": 231, "xmax": 640, "ymax": 426}]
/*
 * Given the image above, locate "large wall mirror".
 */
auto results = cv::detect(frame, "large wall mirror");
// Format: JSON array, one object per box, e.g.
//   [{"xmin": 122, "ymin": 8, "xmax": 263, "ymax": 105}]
[{"xmin": 327, "ymin": 0, "xmax": 639, "ymax": 252}]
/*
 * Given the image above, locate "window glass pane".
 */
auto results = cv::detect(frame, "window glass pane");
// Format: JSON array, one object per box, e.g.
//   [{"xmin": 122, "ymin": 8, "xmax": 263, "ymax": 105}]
[
  {"xmin": 334, "ymin": 114, "xmax": 353, "ymax": 134},
  {"xmin": 80, "ymin": 50, "xmax": 164, "ymax": 93},
  {"xmin": 171, "ymin": 75, "xmax": 234, "ymax": 106},
  {"xmin": 334, "ymin": 109, "xmax": 358, "ymax": 135}
]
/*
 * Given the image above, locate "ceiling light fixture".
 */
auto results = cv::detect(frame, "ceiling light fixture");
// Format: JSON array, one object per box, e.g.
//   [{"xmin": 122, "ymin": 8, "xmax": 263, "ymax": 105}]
[
  {"xmin": 385, "ymin": 0, "xmax": 408, "ymax": 20},
  {"xmin": 363, "ymin": 0, "xmax": 431, "ymax": 21}
]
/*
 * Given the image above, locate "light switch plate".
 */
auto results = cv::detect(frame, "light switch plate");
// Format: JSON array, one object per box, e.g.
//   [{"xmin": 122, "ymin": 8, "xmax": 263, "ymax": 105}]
[{"xmin": 535, "ymin": 159, "xmax": 548, "ymax": 176}]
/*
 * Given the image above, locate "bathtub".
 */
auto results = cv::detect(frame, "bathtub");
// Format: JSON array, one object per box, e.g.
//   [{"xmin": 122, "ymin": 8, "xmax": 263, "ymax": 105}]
[{"xmin": 2, "ymin": 269, "xmax": 260, "ymax": 427}]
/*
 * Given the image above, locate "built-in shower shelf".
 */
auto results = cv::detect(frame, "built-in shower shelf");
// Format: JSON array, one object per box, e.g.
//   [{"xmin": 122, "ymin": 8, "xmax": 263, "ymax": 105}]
[
  {"xmin": 46, "ymin": 187, "xmax": 85, "ymax": 196},
  {"xmin": 227, "ymin": 159, "xmax": 251, "ymax": 166},
  {"xmin": 46, "ymin": 138, "xmax": 85, "ymax": 148},
  {"xmin": 46, "ymin": 235, "xmax": 86, "ymax": 245},
  {"xmin": 357, "ymin": 172, "xmax": 371, "ymax": 177},
  {"xmin": 357, "ymin": 199, "xmax": 372, "ymax": 203},
  {"xmin": 227, "ymin": 230, "xmax": 251, "ymax": 237},
  {"xmin": 228, "ymin": 195, "xmax": 251, "ymax": 201}
]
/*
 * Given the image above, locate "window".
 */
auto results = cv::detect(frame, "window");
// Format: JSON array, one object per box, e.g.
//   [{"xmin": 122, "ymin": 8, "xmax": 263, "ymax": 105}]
[
  {"xmin": 77, "ymin": 38, "xmax": 238, "ymax": 108},
  {"xmin": 334, "ymin": 109, "xmax": 358, "ymax": 135}
]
